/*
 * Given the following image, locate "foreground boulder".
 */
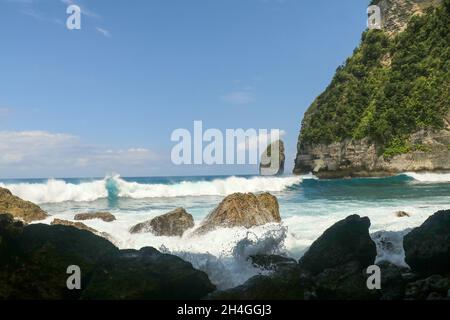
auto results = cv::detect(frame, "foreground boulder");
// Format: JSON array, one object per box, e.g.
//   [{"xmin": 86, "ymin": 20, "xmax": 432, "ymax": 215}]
[
  {"xmin": 82, "ymin": 247, "xmax": 215, "ymax": 300},
  {"xmin": 404, "ymin": 210, "xmax": 450, "ymax": 275},
  {"xmin": 0, "ymin": 214, "xmax": 215, "ymax": 300},
  {"xmin": 299, "ymin": 215, "xmax": 376, "ymax": 275},
  {"xmin": 0, "ymin": 187, "xmax": 48, "ymax": 222},
  {"xmin": 129, "ymin": 208, "xmax": 194, "ymax": 236},
  {"xmin": 0, "ymin": 214, "xmax": 117, "ymax": 299},
  {"xmin": 195, "ymin": 193, "xmax": 281, "ymax": 235},
  {"xmin": 259, "ymin": 140, "xmax": 285, "ymax": 176},
  {"xmin": 74, "ymin": 212, "xmax": 116, "ymax": 222}
]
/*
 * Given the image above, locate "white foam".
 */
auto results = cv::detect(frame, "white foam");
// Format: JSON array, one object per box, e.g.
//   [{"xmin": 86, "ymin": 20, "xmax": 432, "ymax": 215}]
[
  {"xmin": 0, "ymin": 179, "xmax": 108, "ymax": 204},
  {"xmin": 404, "ymin": 172, "xmax": 450, "ymax": 183},
  {"xmin": 116, "ymin": 176, "xmax": 302, "ymax": 199}
]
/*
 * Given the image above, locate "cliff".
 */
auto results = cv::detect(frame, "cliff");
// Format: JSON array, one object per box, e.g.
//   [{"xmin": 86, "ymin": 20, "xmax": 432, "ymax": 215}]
[{"xmin": 294, "ymin": 0, "xmax": 449, "ymax": 178}]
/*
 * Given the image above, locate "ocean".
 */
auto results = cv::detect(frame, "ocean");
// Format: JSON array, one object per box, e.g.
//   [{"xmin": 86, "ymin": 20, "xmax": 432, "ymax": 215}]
[{"xmin": 1, "ymin": 172, "xmax": 450, "ymax": 289}]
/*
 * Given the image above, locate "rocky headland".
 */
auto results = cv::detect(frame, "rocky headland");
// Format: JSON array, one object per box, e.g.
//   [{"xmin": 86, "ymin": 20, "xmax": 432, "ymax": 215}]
[{"xmin": 294, "ymin": 0, "xmax": 450, "ymax": 178}]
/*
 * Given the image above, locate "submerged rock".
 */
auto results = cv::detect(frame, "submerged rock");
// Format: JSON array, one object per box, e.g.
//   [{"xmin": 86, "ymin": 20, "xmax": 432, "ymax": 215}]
[
  {"xmin": 396, "ymin": 211, "xmax": 411, "ymax": 218},
  {"xmin": 195, "ymin": 193, "xmax": 281, "ymax": 235},
  {"xmin": 259, "ymin": 140, "xmax": 285, "ymax": 176},
  {"xmin": 74, "ymin": 212, "xmax": 116, "ymax": 222},
  {"xmin": 0, "ymin": 187, "xmax": 48, "ymax": 223},
  {"xmin": 129, "ymin": 208, "xmax": 194, "ymax": 236},
  {"xmin": 404, "ymin": 210, "xmax": 450, "ymax": 275},
  {"xmin": 82, "ymin": 247, "xmax": 215, "ymax": 300}
]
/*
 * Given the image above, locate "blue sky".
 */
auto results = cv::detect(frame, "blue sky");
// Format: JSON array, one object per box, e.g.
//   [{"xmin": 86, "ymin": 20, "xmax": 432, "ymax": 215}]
[{"xmin": 0, "ymin": 0, "xmax": 369, "ymax": 178}]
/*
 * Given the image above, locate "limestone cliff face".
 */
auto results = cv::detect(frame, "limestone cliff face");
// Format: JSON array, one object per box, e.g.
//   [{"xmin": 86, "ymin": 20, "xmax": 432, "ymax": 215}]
[
  {"xmin": 294, "ymin": 0, "xmax": 449, "ymax": 178},
  {"xmin": 295, "ymin": 114, "xmax": 450, "ymax": 178},
  {"xmin": 375, "ymin": 0, "xmax": 442, "ymax": 35}
]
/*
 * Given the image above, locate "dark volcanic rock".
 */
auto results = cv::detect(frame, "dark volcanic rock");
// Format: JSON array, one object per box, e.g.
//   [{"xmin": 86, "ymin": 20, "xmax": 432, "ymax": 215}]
[
  {"xmin": 195, "ymin": 193, "xmax": 281, "ymax": 235},
  {"xmin": 0, "ymin": 187, "xmax": 48, "ymax": 222},
  {"xmin": 299, "ymin": 215, "xmax": 377, "ymax": 275},
  {"xmin": 248, "ymin": 254, "xmax": 297, "ymax": 271},
  {"xmin": 129, "ymin": 208, "xmax": 194, "ymax": 236},
  {"xmin": 404, "ymin": 275, "xmax": 450, "ymax": 300},
  {"xmin": 377, "ymin": 261, "xmax": 408, "ymax": 300},
  {"xmin": 209, "ymin": 264, "xmax": 311, "ymax": 300},
  {"xmin": 0, "ymin": 214, "xmax": 117, "ymax": 299},
  {"xmin": 74, "ymin": 212, "xmax": 116, "ymax": 222},
  {"xmin": 82, "ymin": 247, "xmax": 215, "ymax": 300},
  {"xmin": 0, "ymin": 214, "xmax": 215, "ymax": 300},
  {"xmin": 404, "ymin": 210, "xmax": 450, "ymax": 275}
]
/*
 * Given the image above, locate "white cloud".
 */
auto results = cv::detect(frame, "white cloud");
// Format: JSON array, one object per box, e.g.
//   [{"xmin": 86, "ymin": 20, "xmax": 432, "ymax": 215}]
[
  {"xmin": 222, "ymin": 91, "xmax": 256, "ymax": 105},
  {"xmin": 95, "ymin": 26, "xmax": 111, "ymax": 38},
  {"xmin": 0, "ymin": 131, "xmax": 159, "ymax": 177}
]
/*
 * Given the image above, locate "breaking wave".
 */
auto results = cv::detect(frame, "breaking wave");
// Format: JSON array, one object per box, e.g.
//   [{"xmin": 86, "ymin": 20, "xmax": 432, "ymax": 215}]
[
  {"xmin": 0, "ymin": 175, "xmax": 302, "ymax": 204},
  {"xmin": 402, "ymin": 172, "xmax": 450, "ymax": 183}
]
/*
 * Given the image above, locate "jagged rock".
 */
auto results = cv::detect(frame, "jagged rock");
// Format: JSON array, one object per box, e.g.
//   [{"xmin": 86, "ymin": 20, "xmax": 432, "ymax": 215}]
[
  {"xmin": 74, "ymin": 212, "xmax": 116, "ymax": 222},
  {"xmin": 259, "ymin": 140, "xmax": 285, "ymax": 176},
  {"xmin": 129, "ymin": 208, "xmax": 194, "ymax": 236},
  {"xmin": 299, "ymin": 215, "xmax": 377, "ymax": 275},
  {"xmin": 404, "ymin": 210, "xmax": 450, "ymax": 275},
  {"xmin": 81, "ymin": 247, "xmax": 215, "ymax": 300},
  {"xmin": 396, "ymin": 211, "xmax": 411, "ymax": 218},
  {"xmin": 404, "ymin": 275, "xmax": 450, "ymax": 300},
  {"xmin": 194, "ymin": 193, "xmax": 281, "ymax": 235},
  {"xmin": 0, "ymin": 187, "xmax": 48, "ymax": 222}
]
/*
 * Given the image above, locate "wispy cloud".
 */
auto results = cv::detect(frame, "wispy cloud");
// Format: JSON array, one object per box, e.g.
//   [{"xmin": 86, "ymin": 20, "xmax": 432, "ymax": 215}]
[
  {"xmin": 0, "ymin": 131, "xmax": 159, "ymax": 177},
  {"xmin": 95, "ymin": 26, "xmax": 111, "ymax": 38},
  {"xmin": 221, "ymin": 91, "xmax": 256, "ymax": 105}
]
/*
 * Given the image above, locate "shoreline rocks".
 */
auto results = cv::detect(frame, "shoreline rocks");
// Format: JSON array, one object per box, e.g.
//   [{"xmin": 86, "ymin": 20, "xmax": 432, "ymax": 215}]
[
  {"xmin": 194, "ymin": 192, "xmax": 281, "ymax": 235},
  {"xmin": 129, "ymin": 208, "xmax": 194, "ymax": 237},
  {"xmin": 0, "ymin": 213, "xmax": 215, "ymax": 300},
  {"xmin": 74, "ymin": 212, "xmax": 116, "ymax": 222},
  {"xmin": 0, "ymin": 187, "xmax": 48, "ymax": 223},
  {"xmin": 404, "ymin": 210, "xmax": 450, "ymax": 275}
]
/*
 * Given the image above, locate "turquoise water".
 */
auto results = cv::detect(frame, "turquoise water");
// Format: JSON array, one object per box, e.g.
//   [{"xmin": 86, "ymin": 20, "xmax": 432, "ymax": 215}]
[{"xmin": 1, "ymin": 173, "xmax": 449, "ymax": 288}]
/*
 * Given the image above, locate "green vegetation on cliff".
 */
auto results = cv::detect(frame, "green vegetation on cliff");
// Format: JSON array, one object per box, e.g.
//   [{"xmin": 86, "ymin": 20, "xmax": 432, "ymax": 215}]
[{"xmin": 299, "ymin": 0, "xmax": 450, "ymax": 155}]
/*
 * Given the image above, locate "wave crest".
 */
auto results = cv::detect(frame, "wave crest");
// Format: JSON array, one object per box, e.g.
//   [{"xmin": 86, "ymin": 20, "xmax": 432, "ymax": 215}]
[{"xmin": 0, "ymin": 175, "xmax": 302, "ymax": 204}]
